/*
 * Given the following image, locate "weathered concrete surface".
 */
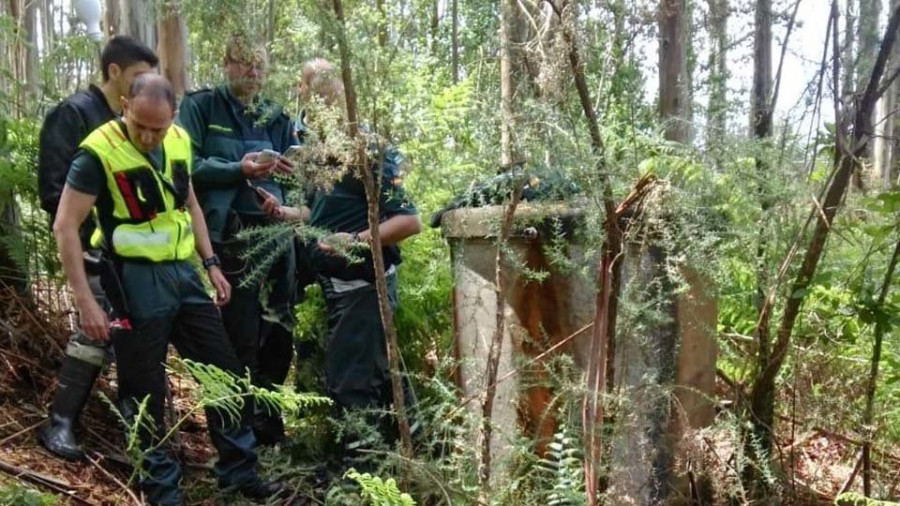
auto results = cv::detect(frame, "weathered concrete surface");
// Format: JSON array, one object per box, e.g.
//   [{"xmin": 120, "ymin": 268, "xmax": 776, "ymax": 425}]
[{"xmin": 441, "ymin": 204, "xmax": 717, "ymax": 499}]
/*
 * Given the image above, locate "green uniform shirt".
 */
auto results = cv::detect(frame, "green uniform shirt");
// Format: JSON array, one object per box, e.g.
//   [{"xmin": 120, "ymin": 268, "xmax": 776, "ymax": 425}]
[
  {"xmin": 176, "ymin": 85, "xmax": 298, "ymax": 242},
  {"xmin": 307, "ymin": 145, "xmax": 418, "ymax": 281}
]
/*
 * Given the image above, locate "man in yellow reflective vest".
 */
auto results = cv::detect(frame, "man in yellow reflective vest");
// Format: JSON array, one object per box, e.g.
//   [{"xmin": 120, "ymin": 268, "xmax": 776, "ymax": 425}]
[{"xmin": 53, "ymin": 74, "xmax": 285, "ymax": 505}]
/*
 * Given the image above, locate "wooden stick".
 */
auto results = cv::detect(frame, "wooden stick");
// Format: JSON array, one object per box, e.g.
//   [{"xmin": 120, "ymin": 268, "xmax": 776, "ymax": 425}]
[
  {"xmin": 0, "ymin": 419, "xmax": 44, "ymax": 447},
  {"xmin": 85, "ymin": 452, "xmax": 142, "ymax": 506},
  {"xmin": 839, "ymin": 448, "xmax": 864, "ymax": 495},
  {"xmin": 0, "ymin": 457, "xmax": 94, "ymax": 505}
]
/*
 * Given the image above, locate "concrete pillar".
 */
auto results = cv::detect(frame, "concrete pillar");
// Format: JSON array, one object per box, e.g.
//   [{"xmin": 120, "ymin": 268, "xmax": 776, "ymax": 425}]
[{"xmin": 441, "ymin": 204, "xmax": 717, "ymax": 498}]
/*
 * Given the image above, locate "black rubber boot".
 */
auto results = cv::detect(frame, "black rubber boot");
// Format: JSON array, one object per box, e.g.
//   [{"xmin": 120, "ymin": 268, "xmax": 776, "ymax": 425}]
[
  {"xmin": 251, "ymin": 404, "xmax": 285, "ymax": 447},
  {"xmin": 38, "ymin": 356, "xmax": 101, "ymax": 460}
]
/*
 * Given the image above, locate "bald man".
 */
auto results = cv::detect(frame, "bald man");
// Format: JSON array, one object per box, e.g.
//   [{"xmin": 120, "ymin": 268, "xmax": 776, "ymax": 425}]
[{"xmin": 54, "ymin": 74, "xmax": 285, "ymax": 505}]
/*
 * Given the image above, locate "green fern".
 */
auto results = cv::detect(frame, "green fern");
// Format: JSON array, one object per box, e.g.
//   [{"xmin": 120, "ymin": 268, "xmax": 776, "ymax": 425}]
[
  {"xmin": 345, "ymin": 469, "xmax": 417, "ymax": 506},
  {"xmin": 835, "ymin": 493, "xmax": 900, "ymax": 506},
  {"xmin": 539, "ymin": 427, "xmax": 585, "ymax": 506}
]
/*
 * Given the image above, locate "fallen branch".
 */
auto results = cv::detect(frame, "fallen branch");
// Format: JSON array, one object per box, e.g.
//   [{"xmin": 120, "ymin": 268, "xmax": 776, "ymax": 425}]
[
  {"xmin": 0, "ymin": 419, "xmax": 44, "ymax": 447},
  {"xmin": 0, "ymin": 457, "xmax": 95, "ymax": 505},
  {"xmin": 449, "ymin": 321, "xmax": 595, "ymax": 420},
  {"xmin": 839, "ymin": 448, "xmax": 864, "ymax": 495},
  {"xmin": 85, "ymin": 452, "xmax": 142, "ymax": 506}
]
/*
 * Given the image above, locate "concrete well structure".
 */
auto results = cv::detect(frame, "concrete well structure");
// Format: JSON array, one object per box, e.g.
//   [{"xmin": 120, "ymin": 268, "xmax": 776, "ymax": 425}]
[{"xmin": 440, "ymin": 203, "xmax": 717, "ymax": 503}]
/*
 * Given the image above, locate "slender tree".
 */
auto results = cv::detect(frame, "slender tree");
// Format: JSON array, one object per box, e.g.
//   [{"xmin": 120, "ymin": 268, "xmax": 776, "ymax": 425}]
[
  {"xmin": 745, "ymin": 0, "xmax": 774, "ymax": 495},
  {"xmin": 157, "ymin": 0, "xmax": 190, "ymax": 96},
  {"xmin": 862, "ymin": 238, "xmax": 900, "ymax": 495},
  {"xmin": 476, "ymin": 1, "xmax": 520, "ymax": 497},
  {"xmin": 706, "ymin": 0, "xmax": 729, "ymax": 151},
  {"xmin": 105, "ymin": 0, "xmax": 120, "ymax": 35},
  {"xmin": 858, "ymin": 0, "xmax": 882, "ymax": 182},
  {"xmin": 659, "ymin": 0, "xmax": 690, "ymax": 143},
  {"xmin": 451, "ymin": 0, "xmax": 459, "ymax": 83},
  {"xmin": 749, "ymin": 2, "xmax": 900, "ymax": 498},
  {"xmin": 330, "ymin": 0, "xmax": 413, "ymax": 463}
]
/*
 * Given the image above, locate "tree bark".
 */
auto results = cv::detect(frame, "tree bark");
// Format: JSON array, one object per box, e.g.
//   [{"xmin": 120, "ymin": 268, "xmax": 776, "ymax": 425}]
[
  {"xmin": 858, "ymin": 0, "xmax": 882, "ymax": 182},
  {"xmin": 105, "ymin": 0, "xmax": 120, "ymax": 35},
  {"xmin": 745, "ymin": 0, "xmax": 774, "ymax": 497},
  {"xmin": 862, "ymin": 236, "xmax": 900, "ymax": 496},
  {"xmin": 156, "ymin": 1, "xmax": 190, "ymax": 96},
  {"xmin": 24, "ymin": 0, "xmax": 39, "ymax": 102},
  {"xmin": 376, "ymin": 0, "xmax": 387, "ymax": 48},
  {"xmin": 430, "ymin": 0, "xmax": 439, "ymax": 57},
  {"xmin": 748, "ymin": 2, "xmax": 900, "ymax": 499},
  {"xmin": 659, "ymin": 0, "xmax": 690, "ymax": 143},
  {"xmin": 499, "ymin": 0, "xmax": 514, "ymax": 168},
  {"xmin": 706, "ymin": 0, "xmax": 729, "ymax": 150},
  {"xmin": 120, "ymin": 0, "xmax": 156, "ymax": 50},
  {"xmin": 451, "ymin": 0, "xmax": 459, "ymax": 83},
  {"xmin": 842, "ymin": 0, "xmax": 856, "ymax": 99}
]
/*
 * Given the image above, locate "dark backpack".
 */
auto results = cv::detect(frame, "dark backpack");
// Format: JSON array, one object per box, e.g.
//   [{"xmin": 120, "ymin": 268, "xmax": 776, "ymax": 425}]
[{"xmin": 38, "ymin": 88, "xmax": 115, "ymax": 216}]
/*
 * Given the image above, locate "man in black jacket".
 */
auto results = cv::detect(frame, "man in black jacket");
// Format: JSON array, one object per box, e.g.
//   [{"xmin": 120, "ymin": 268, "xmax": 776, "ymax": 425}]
[{"xmin": 37, "ymin": 35, "xmax": 158, "ymax": 460}]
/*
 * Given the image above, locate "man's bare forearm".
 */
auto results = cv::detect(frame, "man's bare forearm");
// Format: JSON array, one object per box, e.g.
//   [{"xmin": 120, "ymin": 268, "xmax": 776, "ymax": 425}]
[
  {"xmin": 55, "ymin": 225, "xmax": 93, "ymax": 303},
  {"xmin": 186, "ymin": 184, "xmax": 216, "ymax": 260},
  {"xmin": 359, "ymin": 214, "xmax": 421, "ymax": 246}
]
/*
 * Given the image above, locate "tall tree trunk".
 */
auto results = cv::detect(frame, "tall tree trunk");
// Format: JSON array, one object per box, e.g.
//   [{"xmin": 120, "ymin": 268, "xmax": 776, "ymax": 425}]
[
  {"xmin": 745, "ymin": 0, "xmax": 774, "ymax": 498},
  {"xmin": 499, "ymin": 0, "xmax": 514, "ymax": 167},
  {"xmin": 120, "ymin": 0, "xmax": 156, "ymax": 49},
  {"xmin": 24, "ymin": 0, "xmax": 39, "ymax": 103},
  {"xmin": 330, "ymin": 0, "xmax": 413, "ymax": 470},
  {"xmin": 858, "ymin": 0, "xmax": 882, "ymax": 185},
  {"xmin": 476, "ymin": 2, "xmax": 519, "ymax": 498},
  {"xmin": 706, "ymin": 0, "xmax": 728, "ymax": 150},
  {"xmin": 157, "ymin": 0, "xmax": 189, "ymax": 96},
  {"xmin": 843, "ymin": 0, "xmax": 856, "ymax": 99},
  {"xmin": 376, "ymin": 0, "xmax": 387, "ymax": 48},
  {"xmin": 858, "ymin": 0, "xmax": 882, "ymax": 91},
  {"xmin": 553, "ymin": 2, "xmax": 622, "ymax": 504},
  {"xmin": 105, "ymin": 0, "xmax": 121, "ymax": 35},
  {"xmin": 9, "ymin": 0, "xmax": 23, "ymax": 118},
  {"xmin": 42, "ymin": 0, "xmax": 60, "ymax": 94},
  {"xmin": 451, "ymin": 0, "xmax": 459, "ymax": 83},
  {"xmin": 861, "ymin": 237, "xmax": 900, "ymax": 496},
  {"xmin": 874, "ymin": 84, "xmax": 893, "ymax": 188},
  {"xmin": 266, "ymin": 0, "xmax": 275, "ymax": 47},
  {"xmin": 659, "ymin": 0, "xmax": 690, "ymax": 143},
  {"xmin": 749, "ymin": 2, "xmax": 900, "ymax": 501},
  {"xmin": 430, "ymin": 0, "xmax": 439, "ymax": 57}
]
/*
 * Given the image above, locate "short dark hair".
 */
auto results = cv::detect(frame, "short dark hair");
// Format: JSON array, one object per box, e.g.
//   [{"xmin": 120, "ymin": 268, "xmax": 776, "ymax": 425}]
[
  {"xmin": 100, "ymin": 36, "xmax": 158, "ymax": 82},
  {"xmin": 128, "ymin": 74, "xmax": 176, "ymax": 112}
]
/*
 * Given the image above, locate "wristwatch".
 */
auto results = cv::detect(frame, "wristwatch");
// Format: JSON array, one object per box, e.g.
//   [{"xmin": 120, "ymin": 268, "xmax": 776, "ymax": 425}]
[
  {"xmin": 202, "ymin": 254, "xmax": 221, "ymax": 270},
  {"xmin": 351, "ymin": 232, "xmax": 361, "ymax": 243}
]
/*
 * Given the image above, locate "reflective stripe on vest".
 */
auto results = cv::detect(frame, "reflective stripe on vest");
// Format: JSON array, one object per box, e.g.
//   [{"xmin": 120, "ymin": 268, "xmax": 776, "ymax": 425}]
[{"xmin": 81, "ymin": 120, "xmax": 195, "ymax": 262}]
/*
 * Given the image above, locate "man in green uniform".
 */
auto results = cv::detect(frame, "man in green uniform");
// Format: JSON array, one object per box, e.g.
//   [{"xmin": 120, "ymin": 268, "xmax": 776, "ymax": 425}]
[
  {"xmin": 176, "ymin": 34, "xmax": 298, "ymax": 445},
  {"xmin": 53, "ymin": 74, "xmax": 285, "ymax": 505},
  {"xmin": 295, "ymin": 60, "xmax": 421, "ymax": 467}
]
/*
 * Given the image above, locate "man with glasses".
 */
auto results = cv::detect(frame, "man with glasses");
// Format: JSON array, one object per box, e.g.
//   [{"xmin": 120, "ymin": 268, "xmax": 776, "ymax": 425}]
[{"xmin": 176, "ymin": 33, "xmax": 298, "ymax": 446}]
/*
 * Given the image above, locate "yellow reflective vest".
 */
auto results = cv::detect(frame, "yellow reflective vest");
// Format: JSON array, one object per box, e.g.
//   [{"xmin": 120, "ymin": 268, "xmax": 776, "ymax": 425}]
[{"xmin": 80, "ymin": 120, "xmax": 195, "ymax": 262}]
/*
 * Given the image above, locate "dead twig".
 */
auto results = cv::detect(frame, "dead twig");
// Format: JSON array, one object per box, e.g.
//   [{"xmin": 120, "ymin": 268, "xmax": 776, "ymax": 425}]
[
  {"xmin": 0, "ymin": 419, "xmax": 44, "ymax": 447},
  {"xmin": 839, "ymin": 448, "xmax": 864, "ymax": 495},
  {"xmin": 85, "ymin": 452, "xmax": 142, "ymax": 506},
  {"xmin": 0, "ymin": 457, "xmax": 95, "ymax": 505}
]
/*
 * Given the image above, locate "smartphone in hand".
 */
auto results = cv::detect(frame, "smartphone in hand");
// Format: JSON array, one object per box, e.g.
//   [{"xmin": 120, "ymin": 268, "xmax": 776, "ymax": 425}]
[
  {"xmin": 283, "ymin": 145, "xmax": 303, "ymax": 159},
  {"xmin": 246, "ymin": 180, "xmax": 269, "ymax": 204},
  {"xmin": 256, "ymin": 149, "xmax": 280, "ymax": 164}
]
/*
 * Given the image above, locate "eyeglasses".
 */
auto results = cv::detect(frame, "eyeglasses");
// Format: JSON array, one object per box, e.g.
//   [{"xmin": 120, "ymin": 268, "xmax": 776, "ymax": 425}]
[{"xmin": 227, "ymin": 59, "xmax": 266, "ymax": 73}]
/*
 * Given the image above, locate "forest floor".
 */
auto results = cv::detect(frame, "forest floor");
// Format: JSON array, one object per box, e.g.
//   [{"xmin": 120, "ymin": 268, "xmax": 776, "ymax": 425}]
[
  {"xmin": 0, "ymin": 284, "xmax": 895, "ymax": 505},
  {"xmin": 0, "ymin": 286, "xmax": 320, "ymax": 505}
]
